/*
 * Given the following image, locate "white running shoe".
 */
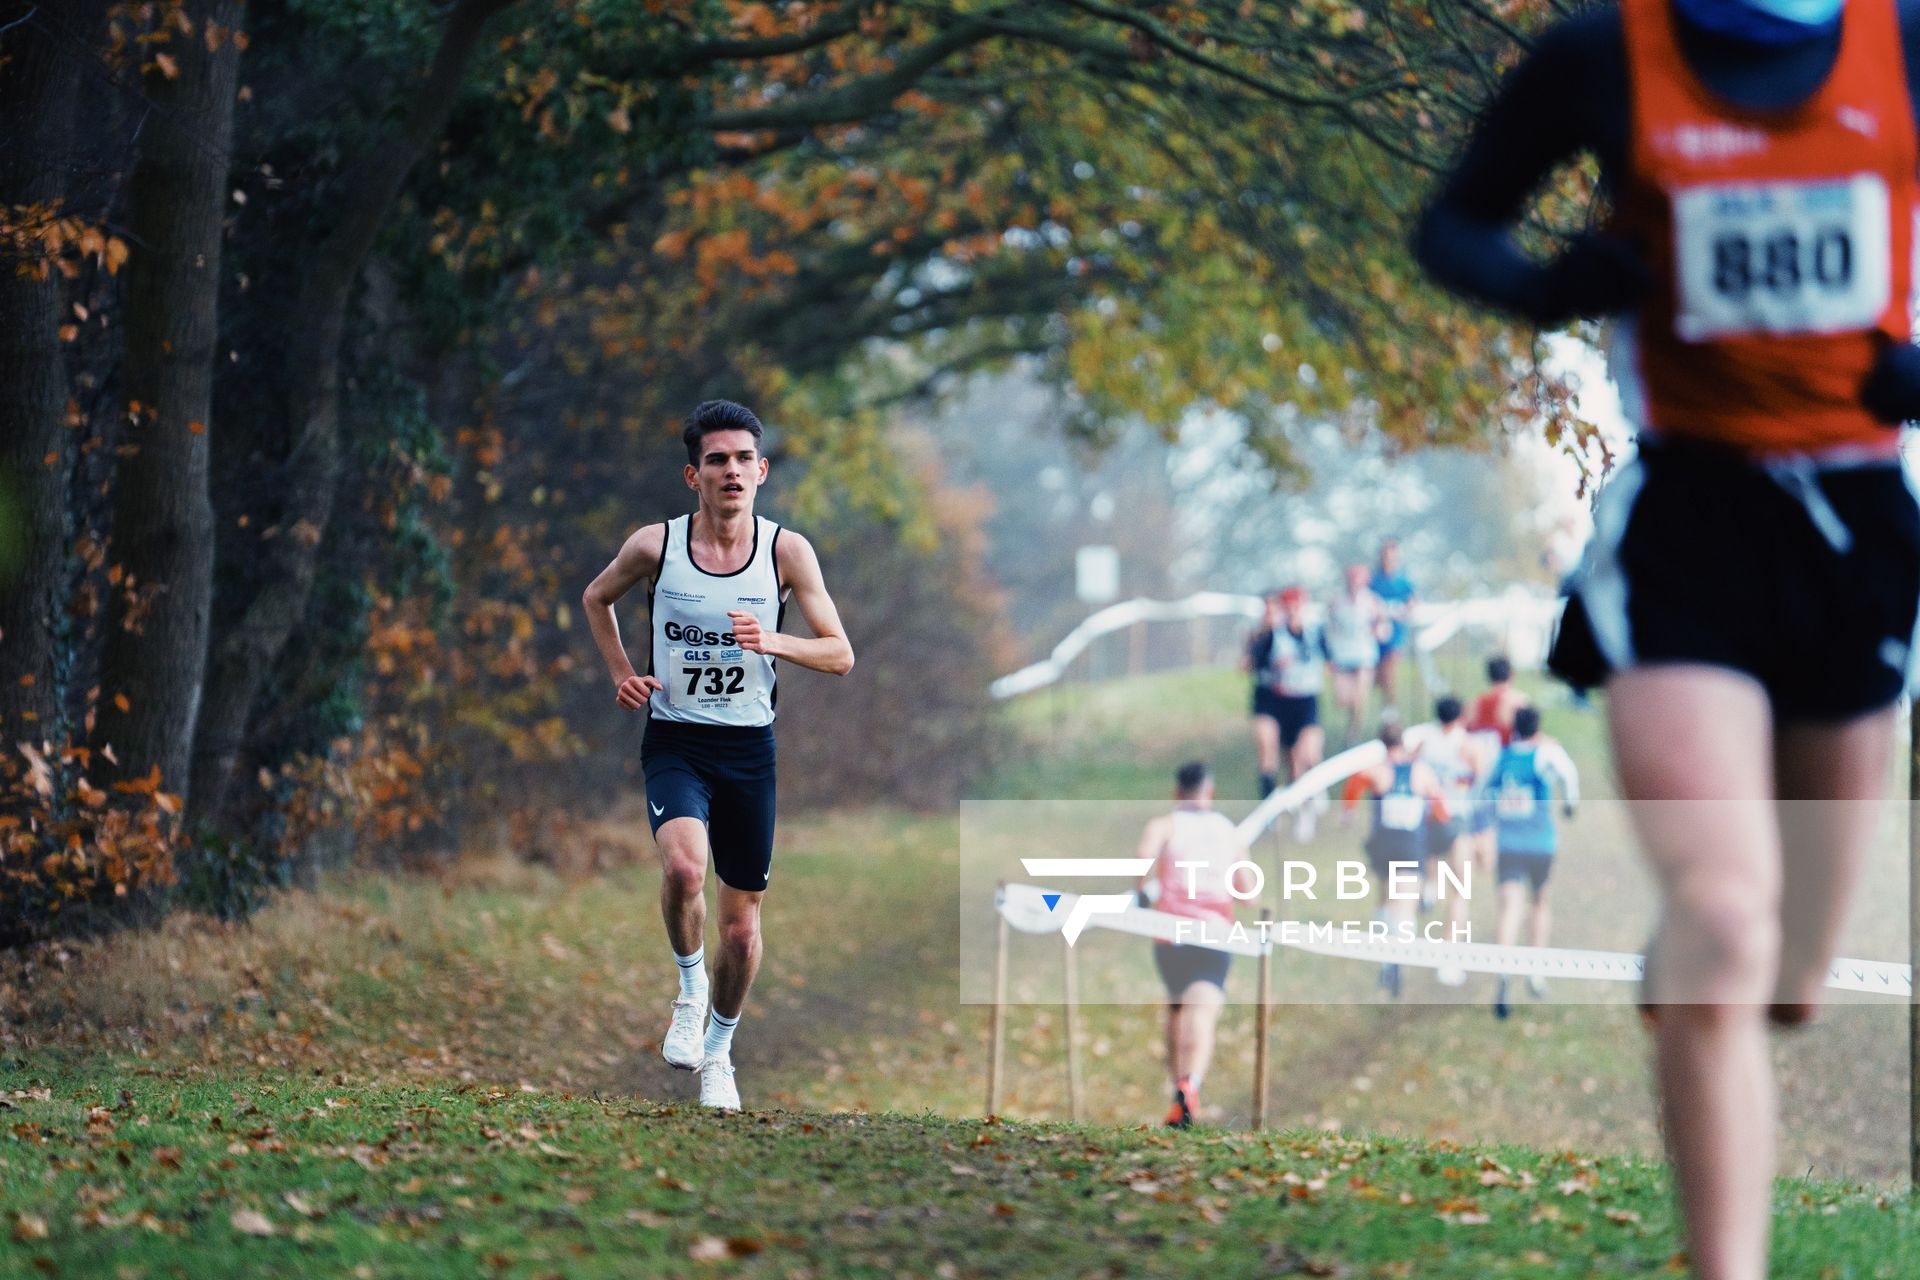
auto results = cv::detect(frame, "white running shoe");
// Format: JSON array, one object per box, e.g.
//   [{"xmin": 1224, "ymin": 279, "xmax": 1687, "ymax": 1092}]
[
  {"xmin": 1437, "ymin": 965, "xmax": 1467, "ymax": 987},
  {"xmin": 1527, "ymin": 975, "xmax": 1549, "ymax": 1000},
  {"xmin": 662, "ymin": 990, "xmax": 708, "ymax": 1070},
  {"xmin": 1292, "ymin": 806, "xmax": 1317, "ymax": 843},
  {"xmin": 699, "ymin": 1055, "xmax": 741, "ymax": 1110}
]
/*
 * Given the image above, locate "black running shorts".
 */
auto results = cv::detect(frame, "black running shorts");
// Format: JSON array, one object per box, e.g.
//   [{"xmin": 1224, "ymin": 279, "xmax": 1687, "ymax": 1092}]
[
  {"xmin": 1273, "ymin": 694, "xmax": 1318, "ymax": 749},
  {"xmin": 1366, "ymin": 831, "xmax": 1427, "ymax": 881},
  {"xmin": 1153, "ymin": 941, "xmax": 1232, "ymax": 996},
  {"xmin": 1496, "ymin": 850, "xmax": 1554, "ymax": 894},
  {"xmin": 1550, "ymin": 437, "xmax": 1920, "ymax": 723},
  {"xmin": 641, "ymin": 718, "xmax": 777, "ymax": 892},
  {"xmin": 1426, "ymin": 816, "xmax": 1470, "ymax": 857}
]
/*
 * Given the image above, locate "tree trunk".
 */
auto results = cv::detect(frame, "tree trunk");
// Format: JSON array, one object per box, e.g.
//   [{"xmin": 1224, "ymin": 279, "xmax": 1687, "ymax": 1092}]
[
  {"xmin": 189, "ymin": 0, "xmax": 518, "ymax": 821},
  {"xmin": 91, "ymin": 0, "xmax": 242, "ymax": 801},
  {"xmin": 0, "ymin": 2, "xmax": 97, "ymax": 755}
]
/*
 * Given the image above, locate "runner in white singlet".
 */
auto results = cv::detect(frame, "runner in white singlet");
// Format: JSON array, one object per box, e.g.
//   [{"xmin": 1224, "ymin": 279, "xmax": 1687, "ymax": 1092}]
[
  {"xmin": 1133, "ymin": 761, "xmax": 1251, "ymax": 1127},
  {"xmin": 1417, "ymin": 696, "xmax": 1490, "ymax": 987},
  {"xmin": 583, "ymin": 400, "xmax": 855, "ymax": 1113},
  {"xmin": 1326, "ymin": 564, "xmax": 1389, "ymax": 749}
]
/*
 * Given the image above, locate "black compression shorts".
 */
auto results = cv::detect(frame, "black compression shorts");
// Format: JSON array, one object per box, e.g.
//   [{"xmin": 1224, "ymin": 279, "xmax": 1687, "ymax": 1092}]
[
  {"xmin": 641, "ymin": 718, "xmax": 777, "ymax": 891},
  {"xmin": 1153, "ymin": 942, "xmax": 1232, "ymax": 996},
  {"xmin": 1273, "ymin": 694, "xmax": 1318, "ymax": 749},
  {"xmin": 1549, "ymin": 438, "xmax": 1920, "ymax": 723}
]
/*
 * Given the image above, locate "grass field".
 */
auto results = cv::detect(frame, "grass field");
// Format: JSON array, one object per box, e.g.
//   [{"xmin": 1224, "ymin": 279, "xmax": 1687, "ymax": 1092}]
[
  {"xmin": 3, "ymin": 1075, "xmax": 1913, "ymax": 1279},
  {"xmin": 2, "ymin": 656, "xmax": 1914, "ymax": 1277}
]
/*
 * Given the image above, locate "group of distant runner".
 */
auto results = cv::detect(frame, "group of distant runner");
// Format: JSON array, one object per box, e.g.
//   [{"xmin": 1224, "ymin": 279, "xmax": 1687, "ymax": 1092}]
[
  {"xmin": 1137, "ymin": 649, "xmax": 1582, "ymax": 1130},
  {"xmin": 1341, "ymin": 663, "xmax": 1580, "ymax": 1015},
  {"xmin": 1242, "ymin": 539, "xmax": 1417, "ymax": 839},
  {"xmin": 1239, "ymin": 547, "xmax": 1584, "ymax": 1015}
]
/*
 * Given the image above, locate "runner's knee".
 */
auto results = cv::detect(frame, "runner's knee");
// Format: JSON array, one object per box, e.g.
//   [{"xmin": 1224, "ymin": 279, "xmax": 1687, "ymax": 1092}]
[
  {"xmin": 660, "ymin": 844, "xmax": 707, "ymax": 895},
  {"xmin": 1665, "ymin": 880, "xmax": 1779, "ymax": 995},
  {"xmin": 718, "ymin": 913, "xmax": 760, "ymax": 955}
]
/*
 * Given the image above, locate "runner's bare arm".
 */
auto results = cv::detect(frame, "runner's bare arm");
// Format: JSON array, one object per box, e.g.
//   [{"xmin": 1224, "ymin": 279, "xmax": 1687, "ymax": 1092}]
[
  {"xmin": 1416, "ymin": 763, "xmax": 1451, "ymax": 824},
  {"xmin": 732, "ymin": 531, "xmax": 854, "ymax": 675},
  {"xmin": 582, "ymin": 524, "xmax": 667, "ymax": 710},
  {"xmin": 1134, "ymin": 816, "xmax": 1170, "ymax": 887},
  {"xmin": 1544, "ymin": 739, "xmax": 1581, "ymax": 816}
]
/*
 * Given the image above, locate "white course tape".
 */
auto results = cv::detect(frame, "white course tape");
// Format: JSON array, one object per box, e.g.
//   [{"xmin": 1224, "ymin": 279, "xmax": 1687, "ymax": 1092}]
[
  {"xmin": 990, "ymin": 592, "xmax": 1559, "ymax": 701},
  {"xmin": 1822, "ymin": 957, "xmax": 1916, "ymax": 997},
  {"xmin": 994, "ymin": 883, "xmax": 1913, "ymax": 996},
  {"xmin": 989, "ymin": 592, "xmax": 1263, "ymax": 699},
  {"xmin": 1282, "ymin": 930, "xmax": 1912, "ymax": 997}
]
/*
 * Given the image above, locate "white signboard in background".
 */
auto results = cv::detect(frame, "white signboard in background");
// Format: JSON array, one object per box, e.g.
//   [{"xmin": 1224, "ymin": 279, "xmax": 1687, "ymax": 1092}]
[{"xmin": 1075, "ymin": 545, "xmax": 1120, "ymax": 604}]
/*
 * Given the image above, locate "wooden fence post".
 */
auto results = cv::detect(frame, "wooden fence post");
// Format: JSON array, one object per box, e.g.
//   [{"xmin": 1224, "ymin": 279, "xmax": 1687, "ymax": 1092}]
[
  {"xmin": 1254, "ymin": 908, "xmax": 1272, "ymax": 1131},
  {"xmin": 1064, "ymin": 934, "xmax": 1082, "ymax": 1122},
  {"xmin": 987, "ymin": 893, "xmax": 1009, "ymax": 1118}
]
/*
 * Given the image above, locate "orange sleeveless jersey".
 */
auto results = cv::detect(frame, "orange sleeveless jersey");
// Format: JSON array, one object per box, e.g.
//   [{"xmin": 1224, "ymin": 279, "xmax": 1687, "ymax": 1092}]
[{"xmin": 1612, "ymin": 0, "xmax": 1918, "ymax": 454}]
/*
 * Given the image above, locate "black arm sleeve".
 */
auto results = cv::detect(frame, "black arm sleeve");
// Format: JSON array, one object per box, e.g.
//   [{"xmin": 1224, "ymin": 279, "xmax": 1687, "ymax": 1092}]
[
  {"xmin": 1420, "ymin": 0, "xmax": 1920, "ymax": 319},
  {"xmin": 1904, "ymin": 0, "xmax": 1920, "ymax": 119},
  {"xmin": 1413, "ymin": 11, "xmax": 1628, "ymax": 319},
  {"xmin": 1248, "ymin": 630, "xmax": 1273, "ymax": 671}
]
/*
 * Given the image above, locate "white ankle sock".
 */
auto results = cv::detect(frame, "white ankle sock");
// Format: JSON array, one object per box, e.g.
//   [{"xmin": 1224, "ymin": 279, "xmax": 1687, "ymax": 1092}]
[
  {"xmin": 674, "ymin": 946, "xmax": 707, "ymax": 999},
  {"xmin": 703, "ymin": 1008, "xmax": 738, "ymax": 1062}
]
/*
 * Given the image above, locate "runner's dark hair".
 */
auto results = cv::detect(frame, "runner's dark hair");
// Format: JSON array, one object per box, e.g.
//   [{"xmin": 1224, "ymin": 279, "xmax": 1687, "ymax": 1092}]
[
  {"xmin": 683, "ymin": 400, "xmax": 764, "ymax": 463},
  {"xmin": 1175, "ymin": 761, "xmax": 1211, "ymax": 795}
]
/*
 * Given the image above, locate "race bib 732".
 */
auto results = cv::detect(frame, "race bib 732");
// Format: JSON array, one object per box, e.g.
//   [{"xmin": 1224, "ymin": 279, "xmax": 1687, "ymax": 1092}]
[{"xmin": 667, "ymin": 645, "xmax": 760, "ymax": 712}]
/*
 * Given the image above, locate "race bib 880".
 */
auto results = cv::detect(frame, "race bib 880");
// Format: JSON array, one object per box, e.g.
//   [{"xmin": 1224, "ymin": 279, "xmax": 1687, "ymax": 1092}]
[{"xmin": 1671, "ymin": 173, "xmax": 1890, "ymax": 342}]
